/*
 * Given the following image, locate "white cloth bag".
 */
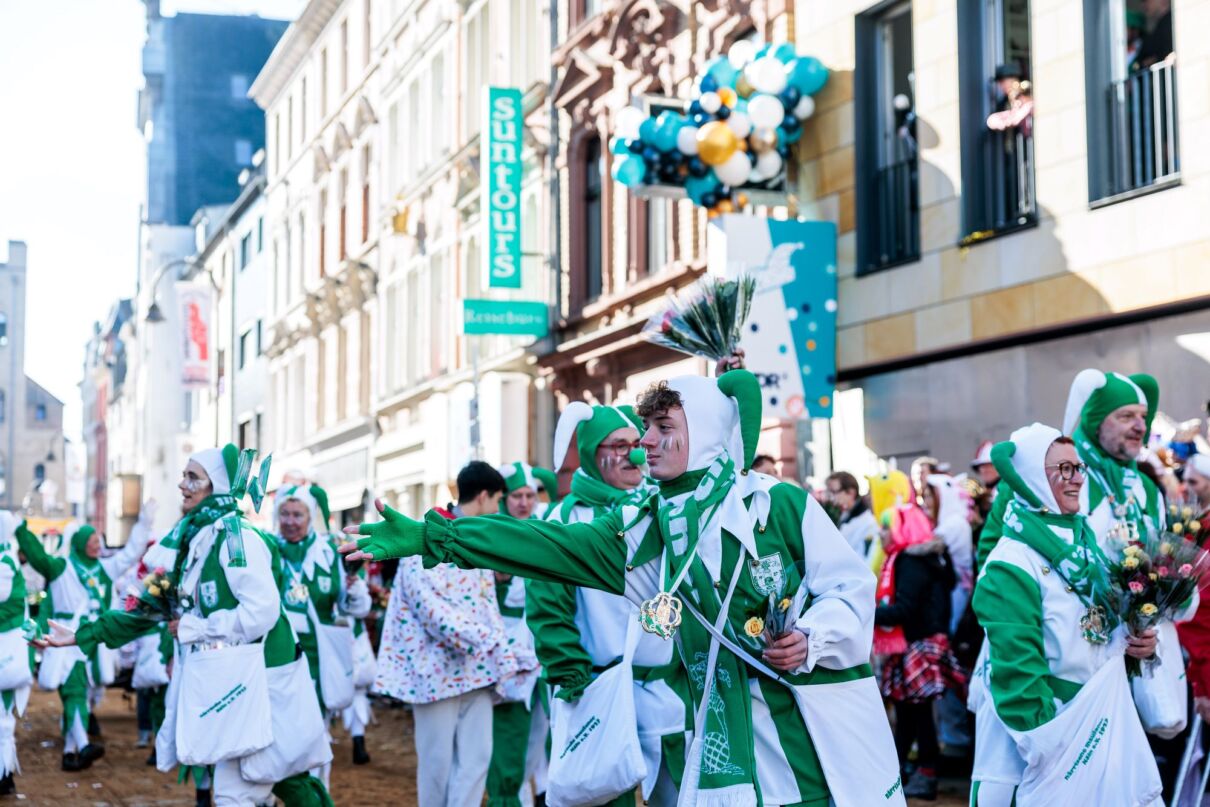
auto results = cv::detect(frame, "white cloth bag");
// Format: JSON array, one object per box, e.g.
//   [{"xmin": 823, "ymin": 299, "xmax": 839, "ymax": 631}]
[
  {"xmin": 307, "ymin": 599, "xmax": 355, "ymax": 711},
  {"xmin": 0, "ymin": 629, "xmax": 31, "ymax": 692},
  {"xmin": 1007, "ymin": 644, "xmax": 1161, "ymax": 807},
  {"xmin": 240, "ymin": 656, "xmax": 333, "ymax": 784},
  {"xmin": 131, "ymin": 633, "xmax": 170, "ymax": 690},
  {"xmin": 175, "ymin": 642, "xmax": 273, "ymax": 765},
  {"xmin": 546, "ymin": 617, "xmax": 646, "ymax": 807},
  {"xmin": 1131, "ymin": 621, "xmax": 1188, "ymax": 739},
  {"xmin": 969, "ymin": 640, "xmax": 1027, "ymax": 787},
  {"xmin": 351, "ymin": 629, "xmax": 377, "ymax": 689}
]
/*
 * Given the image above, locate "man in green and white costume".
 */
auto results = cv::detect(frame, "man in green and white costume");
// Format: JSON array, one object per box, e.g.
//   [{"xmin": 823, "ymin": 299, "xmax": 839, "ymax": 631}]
[
  {"xmin": 18, "ymin": 507, "xmax": 152, "ymax": 770},
  {"xmin": 971, "ymin": 423, "xmax": 1162, "ymax": 806},
  {"xmin": 41, "ymin": 445, "xmax": 334, "ymax": 807},
  {"xmin": 528, "ymin": 402, "xmax": 685, "ymax": 805},
  {"xmin": 487, "ymin": 461, "xmax": 551, "ymax": 807},
  {"xmin": 345, "ymin": 371, "xmax": 903, "ymax": 806},
  {"xmin": 0, "ymin": 512, "xmax": 32, "ymax": 795},
  {"xmin": 274, "ymin": 483, "xmax": 371, "ymax": 787}
]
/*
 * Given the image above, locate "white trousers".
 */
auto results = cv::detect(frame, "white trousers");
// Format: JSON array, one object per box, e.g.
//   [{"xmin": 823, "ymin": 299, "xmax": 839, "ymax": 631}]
[
  {"xmin": 213, "ymin": 757, "xmax": 274, "ymax": 806},
  {"xmin": 342, "ymin": 688, "xmax": 371, "ymax": 737},
  {"xmin": 0, "ymin": 701, "xmax": 16, "ymax": 778},
  {"xmin": 412, "ymin": 688, "xmax": 493, "ymax": 807}
]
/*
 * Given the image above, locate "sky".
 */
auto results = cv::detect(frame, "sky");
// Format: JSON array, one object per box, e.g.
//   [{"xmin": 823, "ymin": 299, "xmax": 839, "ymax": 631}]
[{"xmin": 0, "ymin": 0, "xmax": 303, "ymax": 441}]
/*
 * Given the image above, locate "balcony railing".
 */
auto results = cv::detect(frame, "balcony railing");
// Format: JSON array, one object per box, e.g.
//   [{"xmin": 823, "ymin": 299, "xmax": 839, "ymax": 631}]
[
  {"xmin": 971, "ymin": 127, "xmax": 1036, "ymax": 235},
  {"xmin": 872, "ymin": 159, "xmax": 920, "ymax": 269},
  {"xmin": 1105, "ymin": 60, "xmax": 1179, "ymax": 199}
]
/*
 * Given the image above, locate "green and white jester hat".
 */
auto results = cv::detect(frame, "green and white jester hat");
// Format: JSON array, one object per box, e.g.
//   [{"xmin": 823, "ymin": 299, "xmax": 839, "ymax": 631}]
[
  {"xmin": 273, "ymin": 483, "xmax": 325, "ymax": 535},
  {"xmin": 498, "ymin": 462, "xmax": 556, "ymax": 497},
  {"xmin": 552, "ymin": 402, "xmax": 645, "ymax": 480},
  {"xmin": 991, "ymin": 422, "xmax": 1065, "ymax": 515},
  {"xmin": 1062, "ymin": 369, "xmax": 1159, "ymax": 450},
  {"xmin": 190, "ymin": 445, "xmax": 241, "ymax": 496}
]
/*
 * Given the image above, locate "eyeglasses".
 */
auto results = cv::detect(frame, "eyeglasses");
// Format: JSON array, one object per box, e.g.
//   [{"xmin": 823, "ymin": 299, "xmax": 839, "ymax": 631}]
[
  {"xmin": 1045, "ymin": 461, "xmax": 1088, "ymax": 481},
  {"xmin": 599, "ymin": 441, "xmax": 641, "ymax": 455}
]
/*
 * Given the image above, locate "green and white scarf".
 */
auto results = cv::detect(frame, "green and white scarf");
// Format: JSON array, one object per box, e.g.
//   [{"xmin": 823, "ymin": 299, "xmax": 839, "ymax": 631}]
[
  {"xmin": 160, "ymin": 494, "xmax": 241, "ymax": 584},
  {"xmin": 1073, "ymin": 425, "xmax": 1157, "ymax": 535}
]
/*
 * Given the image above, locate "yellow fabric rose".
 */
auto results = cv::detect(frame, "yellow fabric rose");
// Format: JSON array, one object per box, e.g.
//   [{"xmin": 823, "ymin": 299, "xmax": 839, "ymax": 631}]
[
  {"xmin": 744, "ymin": 617, "xmax": 765, "ymax": 637},
  {"xmin": 1192, "ymin": 521, "xmax": 1203, "ymax": 533},
  {"xmin": 1123, "ymin": 557, "xmax": 1140, "ymax": 570},
  {"xmin": 1160, "ymin": 542, "xmax": 1173, "ymax": 555},
  {"xmin": 778, "ymin": 598, "xmax": 792, "ymax": 612},
  {"xmin": 1172, "ymin": 524, "xmax": 1184, "ymax": 534},
  {"xmin": 1124, "ymin": 545, "xmax": 1143, "ymax": 557},
  {"xmin": 1140, "ymin": 603, "xmax": 1159, "ymax": 617}
]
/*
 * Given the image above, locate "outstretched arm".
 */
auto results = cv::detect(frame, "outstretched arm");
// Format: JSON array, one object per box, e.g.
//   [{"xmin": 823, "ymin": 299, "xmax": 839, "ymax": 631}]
[
  {"xmin": 342, "ymin": 501, "xmax": 628, "ymax": 594},
  {"xmin": 16, "ymin": 521, "xmax": 65, "ymax": 582}
]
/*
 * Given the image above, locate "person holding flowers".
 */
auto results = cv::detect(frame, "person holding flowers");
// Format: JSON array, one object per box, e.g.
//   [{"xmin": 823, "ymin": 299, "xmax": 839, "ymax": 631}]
[
  {"xmin": 971, "ymin": 424, "xmax": 1161, "ymax": 806},
  {"xmin": 343, "ymin": 370, "xmax": 903, "ymax": 807},
  {"xmin": 33, "ymin": 445, "xmax": 334, "ymax": 807},
  {"xmin": 527, "ymin": 403, "xmax": 686, "ymax": 805},
  {"xmin": 273, "ymin": 483, "xmax": 372, "ymax": 785},
  {"xmin": 16, "ymin": 504, "xmax": 154, "ymax": 771}
]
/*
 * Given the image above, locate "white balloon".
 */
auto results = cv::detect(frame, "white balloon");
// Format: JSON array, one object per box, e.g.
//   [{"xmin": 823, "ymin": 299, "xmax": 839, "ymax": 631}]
[
  {"xmin": 747, "ymin": 94, "xmax": 785, "ymax": 130},
  {"xmin": 714, "ymin": 151, "xmax": 752, "ymax": 187},
  {"xmin": 755, "ymin": 149, "xmax": 783, "ymax": 181},
  {"xmin": 794, "ymin": 95, "xmax": 816, "ymax": 120},
  {"xmin": 615, "ymin": 106, "xmax": 645, "ymax": 140},
  {"xmin": 746, "ymin": 57, "xmax": 788, "ymax": 95},
  {"xmin": 677, "ymin": 125, "xmax": 699, "ymax": 155},
  {"xmin": 699, "ymin": 91, "xmax": 722, "ymax": 114},
  {"xmin": 725, "ymin": 111, "xmax": 752, "ymax": 140},
  {"xmin": 728, "ymin": 40, "xmax": 757, "ymax": 70}
]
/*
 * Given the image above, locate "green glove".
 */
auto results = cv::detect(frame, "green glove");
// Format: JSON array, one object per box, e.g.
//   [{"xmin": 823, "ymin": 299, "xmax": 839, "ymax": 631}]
[{"xmin": 354, "ymin": 504, "xmax": 426, "ymax": 561}]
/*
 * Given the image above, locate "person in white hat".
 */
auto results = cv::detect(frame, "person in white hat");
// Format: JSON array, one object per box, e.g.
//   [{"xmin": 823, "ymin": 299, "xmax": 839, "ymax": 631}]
[{"xmin": 971, "ymin": 441, "xmax": 1000, "ymax": 490}]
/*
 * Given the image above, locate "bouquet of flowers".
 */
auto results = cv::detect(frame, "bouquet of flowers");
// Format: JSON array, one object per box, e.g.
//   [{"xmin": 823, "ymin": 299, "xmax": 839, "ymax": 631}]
[
  {"xmin": 1103, "ymin": 502, "xmax": 1210, "ymax": 675},
  {"xmin": 641, "ymin": 274, "xmax": 757, "ymax": 362},
  {"xmin": 126, "ymin": 567, "xmax": 192, "ymax": 622},
  {"xmin": 741, "ymin": 561, "xmax": 810, "ymax": 654}
]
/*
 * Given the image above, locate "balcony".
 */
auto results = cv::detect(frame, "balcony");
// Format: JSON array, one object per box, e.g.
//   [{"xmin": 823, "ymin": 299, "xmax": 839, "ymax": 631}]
[
  {"xmin": 965, "ymin": 126, "xmax": 1036, "ymax": 239},
  {"xmin": 1102, "ymin": 60, "xmax": 1179, "ymax": 202},
  {"xmin": 870, "ymin": 159, "xmax": 920, "ymax": 271}
]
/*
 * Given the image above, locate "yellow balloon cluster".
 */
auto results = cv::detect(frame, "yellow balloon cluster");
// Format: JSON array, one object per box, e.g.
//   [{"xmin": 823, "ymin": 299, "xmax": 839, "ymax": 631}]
[{"xmin": 696, "ymin": 121, "xmax": 738, "ymax": 166}]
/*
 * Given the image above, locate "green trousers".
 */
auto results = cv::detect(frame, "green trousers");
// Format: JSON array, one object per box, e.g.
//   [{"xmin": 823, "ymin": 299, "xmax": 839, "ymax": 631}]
[
  {"xmin": 274, "ymin": 773, "xmax": 335, "ymax": 807},
  {"xmin": 59, "ymin": 662, "xmax": 89, "ymax": 747},
  {"xmin": 486, "ymin": 700, "xmax": 534, "ymax": 807}
]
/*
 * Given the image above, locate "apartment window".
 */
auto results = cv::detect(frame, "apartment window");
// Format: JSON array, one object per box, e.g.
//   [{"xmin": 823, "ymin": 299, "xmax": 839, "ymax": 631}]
[
  {"xmin": 361, "ymin": 145, "xmax": 372, "ymax": 243},
  {"xmin": 256, "ymin": 319, "xmax": 264, "ymax": 355},
  {"xmin": 320, "ymin": 49, "xmax": 329, "ymax": 119},
  {"xmin": 34, "ymin": 404, "xmax": 46, "ymax": 422},
  {"xmin": 0, "ymin": 390, "xmax": 5, "ymax": 423},
  {"xmin": 235, "ymin": 139, "xmax": 253, "ymax": 166},
  {"xmin": 339, "ymin": 168, "xmax": 349, "ymax": 260},
  {"xmin": 0, "ymin": 314, "xmax": 7, "ymax": 347},
  {"xmin": 238, "ymin": 419, "xmax": 252, "ymax": 450},
  {"xmin": 239, "ymin": 232, "xmax": 253, "ymax": 270},
  {"xmin": 287, "ymin": 96, "xmax": 294, "ymax": 160},
  {"xmin": 855, "ymin": 0, "xmax": 920, "ymax": 274},
  {"xmin": 1084, "ymin": 0, "xmax": 1178, "ymax": 203},
  {"xmin": 34, "ymin": 464, "xmax": 44, "ymax": 483},
  {"xmin": 239, "ymin": 329, "xmax": 252, "ymax": 369},
  {"xmin": 297, "ymin": 212, "xmax": 306, "ymax": 288},
  {"xmin": 958, "ymin": 0, "xmax": 1036, "ymax": 239},
  {"xmin": 230, "ymin": 74, "xmax": 249, "ymax": 99},
  {"xmin": 255, "ymin": 412, "xmax": 263, "ymax": 452},
  {"xmin": 583, "ymin": 136, "xmax": 603, "ymax": 302},
  {"xmin": 319, "ymin": 190, "xmax": 328, "ymax": 278},
  {"xmin": 462, "ymin": 2, "xmax": 489, "ymax": 139},
  {"xmin": 257, "ymin": 217, "xmax": 264, "ymax": 252},
  {"xmin": 273, "ymin": 113, "xmax": 282, "ymax": 175},
  {"xmin": 340, "ymin": 21, "xmax": 349, "ymax": 94},
  {"xmin": 431, "ymin": 55, "xmax": 446, "ymax": 160}
]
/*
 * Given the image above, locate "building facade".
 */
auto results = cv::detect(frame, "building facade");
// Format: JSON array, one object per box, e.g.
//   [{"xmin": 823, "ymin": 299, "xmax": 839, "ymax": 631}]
[
  {"xmin": 80, "ymin": 299, "xmax": 134, "ymax": 530},
  {"xmin": 0, "ymin": 241, "xmax": 68, "ymax": 516},
  {"xmin": 786, "ymin": 0, "xmax": 1207, "ymax": 473}
]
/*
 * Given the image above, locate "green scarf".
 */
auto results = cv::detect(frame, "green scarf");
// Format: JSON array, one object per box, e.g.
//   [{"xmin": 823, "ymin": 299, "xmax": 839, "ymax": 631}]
[
  {"xmin": 278, "ymin": 530, "xmax": 315, "ymax": 570},
  {"xmin": 160, "ymin": 494, "xmax": 241, "ymax": 583},
  {"xmin": 1073, "ymin": 424, "xmax": 1155, "ymax": 534},
  {"xmin": 548, "ymin": 469, "xmax": 649, "ymax": 522}
]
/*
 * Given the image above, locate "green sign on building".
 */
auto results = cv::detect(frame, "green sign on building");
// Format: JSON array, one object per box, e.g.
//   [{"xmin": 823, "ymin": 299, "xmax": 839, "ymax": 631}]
[
  {"xmin": 485, "ymin": 87, "xmax": 523, "ymax": 289},
  {"xmin": 463, "ymin": 299, "xmax": 548, "ymax": 337}
]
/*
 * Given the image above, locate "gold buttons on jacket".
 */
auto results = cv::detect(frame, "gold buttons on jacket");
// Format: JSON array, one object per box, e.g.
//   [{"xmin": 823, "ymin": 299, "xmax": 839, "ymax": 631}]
[{"xmin": 1041, "ymin": 566, "xmax": 1051, "ymax": 575}]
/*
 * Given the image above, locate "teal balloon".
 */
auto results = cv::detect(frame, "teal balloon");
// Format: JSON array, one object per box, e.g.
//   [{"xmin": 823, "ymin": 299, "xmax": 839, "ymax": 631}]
[
  {"xmin": 612, "ymin": 155, "xmax": 647, "ymax": 187},
  {"xmin": 772, "ymin": 43, "xmax": 798, "ymax": 64},
  {"xmin": 704, "ymin": 56, "xmax": 739, "ymax": 89},
  {"xmin": 787, "ymin": 56, "xmax": 829, "ymax": 95},
  {"xmin": 755, "ymin": 44, "xmax": 771, "ymax": 60},
  {"xmin": 685, "ymin": 172, "xmax": 720, "ymax": 204},
  {"xmin": 639, "ymin": 117, "xmax": 659, "ymax": 144},
  {"xmin": 779, "ymin": 123, "xmax": 803, "ymax": 145},
  {"xmin": 609, "ymin": 137, "xmax": 629, "ymax": 155},
  {"xmin": 653, "ymin": 111, "xmax": 684, "ymax": 152}
]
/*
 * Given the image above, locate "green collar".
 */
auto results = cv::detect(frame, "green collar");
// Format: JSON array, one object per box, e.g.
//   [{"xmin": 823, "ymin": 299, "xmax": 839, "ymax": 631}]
[{"xmin": 657, "ymin": 468, "xmax": 710, "ymax": 499}]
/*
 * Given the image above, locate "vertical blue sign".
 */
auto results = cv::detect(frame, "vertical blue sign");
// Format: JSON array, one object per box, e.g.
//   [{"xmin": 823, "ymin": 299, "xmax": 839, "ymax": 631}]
[{"xmin": 485, "ymin": 87, "xmax": 523, "ymax": 289}]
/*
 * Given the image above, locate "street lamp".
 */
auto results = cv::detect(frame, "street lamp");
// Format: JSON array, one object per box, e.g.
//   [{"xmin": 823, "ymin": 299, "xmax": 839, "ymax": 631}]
[{"xmin": 144, "ymin": 257, "xmax": 196, "ymax": 324}]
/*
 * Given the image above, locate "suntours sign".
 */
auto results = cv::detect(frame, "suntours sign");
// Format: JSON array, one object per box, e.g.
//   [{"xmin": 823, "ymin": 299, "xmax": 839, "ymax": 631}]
[{"xmin": 484, "ymin": 87, "xmax": 523, "ymax": 289}]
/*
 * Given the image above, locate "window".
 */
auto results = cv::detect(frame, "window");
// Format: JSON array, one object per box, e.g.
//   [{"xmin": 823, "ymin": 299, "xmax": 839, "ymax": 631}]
[
  {"xmin": 1084, "ymin": 0, "xmax": 1179, "ymax": 203},
  {"xmin": 0, "ymin": 313, "xmax": 7, "ymax": 347},
  {"xmin": 339, "ymin": 168, "xmax": 349, "ymax": 260},
  {"xmin": 255, "ymin": 412, "xmax": 263, "ymax": 452},
  {"xmin": 319, "ymin": 190, "xmax": 328, "ymax": 278},
  {"xmin": 230, "ymin": 74, "xmax": 249, "ymax": 99},
  {"xmin": 340, "ymin": 21, "xmax": 349, "ymax": 94},
  {"xmin": 287, "ymin": 96, "xmax": 294, "ymax": 160},
  {"xmin": 364, "ymin": 0, "xmax": 373, "ymax": 67},
  {"xmin": 361, "ymin": 145, "xmax": 372, "ymax": 243},
  {"xmin": 958, "ymin": 0, "xmax": 1036, "ymax": 238},
  {"xmin": 238, "ymin": 419, "xmax": 252, "ymax": 450},
  {"xmin": 256, "ymin": 319, "xmax": 264, "ymax": 355},
  {"xmin": 582, "ymin": 136, "xmax": 603, "ymax": 302},
  {"xmin": 34, "ymin": 404, "xmax": 46, "ymax": 422},
  {"xmin": 256, "ymin": 217, "xmax": 264, "ymax": 252},
  {"xmin": 297, "ymin": 212, "xmax": 306, "ymax": 288},
  {"xmin": 301, "ymin": 77, "xmax": 308, "ymax": 142},
  {"xmin": 462, "ymin": 3, "xmax": 489, "ymax": 139},
  {"xmin": 34, "ymin": 463, "xmax": 45, "ymax": 483},
  {"xmin": 239, "ymin": 232, "xmax": 253, "ymax": 270},
  {"xmin": 273, "ymin": 113, "xmax": 281, "ymax": 175},
  {"xmin": 0, "ymin": 390, "xmax": 5, "ymax": 423},
  {"xmin": 320, "ymin": 49, "xmax": 329, "ymax": 118},
  {"xmin": 235, "ymin": 139, "xmax": 253, "ymax": 166},
  {"xmin": 855, "ymin": 0, "xmax": 919, "ymax": 274},
  {"xmin": 431, "ymin": 55, "xmax": 446, "ymax": 160}
]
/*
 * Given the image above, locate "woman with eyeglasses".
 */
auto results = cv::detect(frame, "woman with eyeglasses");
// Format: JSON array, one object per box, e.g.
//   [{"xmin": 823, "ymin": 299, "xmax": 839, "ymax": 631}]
[{"xmin": 970, "ymin": 424, "xmax": 1160, "ymax": 807}]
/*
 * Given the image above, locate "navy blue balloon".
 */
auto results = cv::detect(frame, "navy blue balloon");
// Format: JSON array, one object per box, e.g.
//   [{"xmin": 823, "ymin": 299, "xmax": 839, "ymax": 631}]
[
  {"xmin": 777, "ymin": 144, "xmax": 791, "ymax": 158},
  {"xmin": 780, "ymin": 87, "xmax": 802, "ymax": 108},
  {"xmin": 747, "ymin": 150, "xmax": 759, "ymax": 166},
  {"xmin": 699, "ymin": 74, "xmax": 719, "ymax": 93},
  {"xmin": 658, "ymin": 163, "xmax": 680, "ymax": 182},
  {"xmin": 688, "ymin": 157, "xmax": 709, "ymax": 177},
  {"xmin": 688, "ymin": 100, "xmax": 704, "ymax": 116},
  {"xmin": 702, "ymin": 191, "xmax": 719, "ymax": 208},
  {"xmin": 781, "ymin": 116, "xmax": 801, "ymax": 133},
  {"xmin": 692, "ymin": 113, "xmax": 711, "ymax": 127},
  {"xmin": 642, "ymin": 146, "xmax": 661, "ymax": 163},
  {"xmin": 627, "ymin": 139, "xmax": 645, "ymax": 154},
  {"xmin": 715, "ymin": 105, "xmax": 731, "ymax": 120}
]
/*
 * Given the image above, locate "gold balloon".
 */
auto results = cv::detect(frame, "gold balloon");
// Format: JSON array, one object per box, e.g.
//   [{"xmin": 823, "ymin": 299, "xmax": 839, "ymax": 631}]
[
  {"xmin": 716, "ymin": 199, "xmax": 735, "ymax": 214},
  {"xmin": 736, "ymin": 75, "xmax": 756, "ymax": 99},
  {"xmin": 750, "ymin": 126, "xmax": 778, "ymax": 154},
  {"xmin": 696, "ymin": 121, "xmax": 739, "ymax": 166},
  {"xmin": 718, "ymin": 88, "xmax": 738, "ymax": 108}
]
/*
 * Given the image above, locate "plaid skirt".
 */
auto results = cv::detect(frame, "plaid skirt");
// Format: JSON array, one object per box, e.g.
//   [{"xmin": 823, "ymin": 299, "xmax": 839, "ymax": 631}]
[{"xmin": 879, "ymin": 633, "xmax": 968, "ymax": 703}]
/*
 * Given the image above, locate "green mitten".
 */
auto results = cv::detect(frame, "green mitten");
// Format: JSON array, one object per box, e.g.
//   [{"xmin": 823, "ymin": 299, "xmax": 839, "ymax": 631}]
[{"xmin": 354, "ymin": 504, "xmax": 426, "ymax": 560}]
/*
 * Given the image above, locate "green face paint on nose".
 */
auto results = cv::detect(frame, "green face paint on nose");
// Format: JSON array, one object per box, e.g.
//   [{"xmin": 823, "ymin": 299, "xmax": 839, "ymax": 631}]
[{"xmin": 629, "ymin": 447, "xmax": 648, "ymax": 466}]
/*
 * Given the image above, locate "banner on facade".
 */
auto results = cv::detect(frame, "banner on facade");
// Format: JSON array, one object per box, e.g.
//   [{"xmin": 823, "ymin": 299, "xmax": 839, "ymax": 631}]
[
  {"xmin": 463, "ymin": 299, "xmax": 548, "ymax": 337},
  {"xmin": 484, "ymin": 87, "xmax": 524, "ymax": 289},
  {"xmin": 177, "ymin": 282, "xmax": 211, "ymax": 389},
  {"xmin": 708, "ymin": 215, "xmax": 837, "ymax": 419}
]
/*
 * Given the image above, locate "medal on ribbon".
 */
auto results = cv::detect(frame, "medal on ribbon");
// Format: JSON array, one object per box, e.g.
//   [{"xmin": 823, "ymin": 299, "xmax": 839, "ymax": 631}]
[
  {"xmin": 1080, "ymin": 604, "xmax": 1109, "ymax": 645},
  {"xmin": 639, "ymin": 592, "xmax": 683, "ymax": 639}
]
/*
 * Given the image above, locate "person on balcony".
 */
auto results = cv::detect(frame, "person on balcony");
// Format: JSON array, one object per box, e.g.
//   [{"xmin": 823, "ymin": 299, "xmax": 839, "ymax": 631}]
[
  {"xmin": 1136, "ymin": 0, "xmax": 1173, "ymax": 69},
  {"xmin": 987, "ymin": 64, "xmax": 1033, "ymax": 137}
]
